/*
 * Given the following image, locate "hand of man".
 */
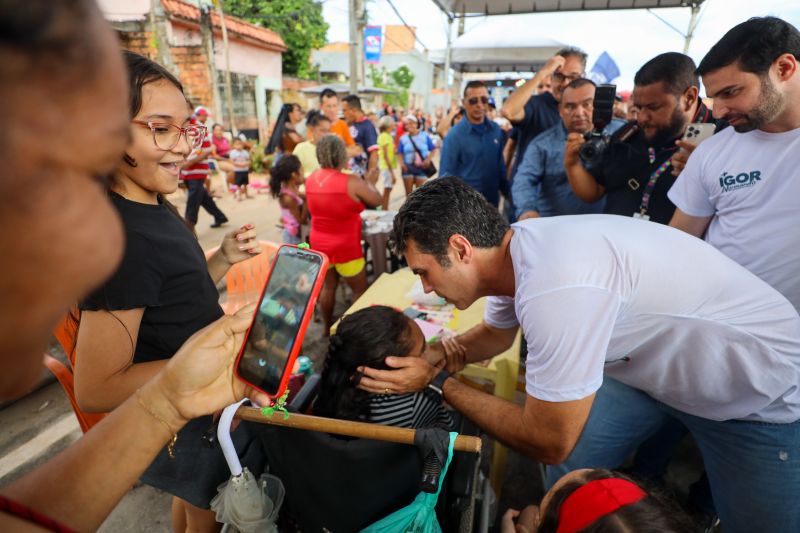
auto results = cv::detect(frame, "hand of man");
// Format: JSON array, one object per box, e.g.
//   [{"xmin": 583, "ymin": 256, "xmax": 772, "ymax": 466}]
[
  {"xmin": 441, "ymin": 337, "xmax": 468, "ymax": 373},
  {"xmin": 155, "ymin": 304, "xmax": 270, "ymax": 423},
  {"xmin": 564, "ymin": 133, "xmax": 586, "ymax": 168},
  {"xmin": 518, "ymin": 211, "xmax": 540, "ymax": 221},
  {"xmin": 357, "ymin": 356, "xmax": 439, "ymax": 394},
  {"xmin": 543, "ymin": 55, "xmax": 566, "ymax": 74},
  {"xmin": 670, "ymin": 139, "xmax": 697, "ymax": 176}
]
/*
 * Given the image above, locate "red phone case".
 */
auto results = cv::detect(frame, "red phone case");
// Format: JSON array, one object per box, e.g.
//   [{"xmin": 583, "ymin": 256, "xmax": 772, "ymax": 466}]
[{"xmin": 234, "ymin": 244, "xmax": 329, "ymax": 399}]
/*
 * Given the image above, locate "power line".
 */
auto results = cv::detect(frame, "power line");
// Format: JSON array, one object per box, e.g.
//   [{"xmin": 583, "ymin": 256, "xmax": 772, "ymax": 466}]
[{"xmin": 384, "ymin": 0, "xmax": 429, "ymax": 51}]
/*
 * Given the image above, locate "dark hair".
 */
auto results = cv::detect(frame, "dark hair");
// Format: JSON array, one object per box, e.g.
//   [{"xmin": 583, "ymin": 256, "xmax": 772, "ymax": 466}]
[
  {"xmin": 463, "ymin": 80, "xmax": 487, "ymax": 96},
  {"xmin": 320, "ymin": 88, "xmax": 338, "ymax": 102},
  {"xmin": 634, "ymin": 52, "xmax": 698, "ymax": 98},
  {"xmin": 391, "ymin": 176, "xmax": 509, "ymax": 266},
  {"xmin": 266, "ymin": 103, "xmax": 296, "ymax": 154},
  {"xmin": 342, "ymin": 94, "xmax": 363, "ymax": 111},
  {"xmin": 537, "ymin": 470, "xmax": 694, "ymax": 533},
  {"xmin": 697, "ymin": 17, "xmax": 800, "ymax": 77},
  {"xmin": 119, "ymin": 51, "xmax": 194, "ymax": 234},
  {"xmin": 306, "ymin": 109, "xmax": 331, "ymax": 128},
  {"xmin": 314, "ymin": 306, "xmax": 415, "ymax": 421},
  {"xmin": 562, "ymin": 77, "xmax": 596, "ymax": 94},
  {"xmin": 269, "ymin": 154, "xmax": 301, "ymax": 197},
  {"xmin": 557, "ymin": 46, "xmax": 588, "ymax": 68}
]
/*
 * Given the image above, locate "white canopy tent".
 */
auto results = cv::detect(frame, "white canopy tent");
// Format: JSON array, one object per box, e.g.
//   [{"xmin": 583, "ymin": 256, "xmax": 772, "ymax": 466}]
[{"xmin": 431, "ymin": 0, "xmax": 704, "ymax": 17}]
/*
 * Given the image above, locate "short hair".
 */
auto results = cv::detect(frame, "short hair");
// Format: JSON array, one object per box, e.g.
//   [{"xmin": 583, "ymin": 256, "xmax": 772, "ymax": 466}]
[
  {"xmin": 342, "ymin": 94, "xmax": 362, "ymax": 111},
  {"xmin": 319, "ymin": 88, "xmax": 338, "ymax": 102},
  {"xmin": 557, "ymin": 46, "xmax": 588, "ymax": 69},
  {"xmin": 562, "ymin": 77, "xmax": 596, "ymax": 95},
  {"xmin": 316, "ymin": 134, "xmax": 347, "ymax": 170},
  {"xmin": 390, "ymin": 176, "xmax": 509, "ymax": 266},
  {"xmin": 463, "ymin": 80, "xmax": 487, "ymax": 96},
  {"xmin": 634, "ymin": 52, "xmax": 698, "ymax": 97},
  {"xmin": 697, "ymin": 17, "xmax": 800, "ymax": 77},
  {"xmin": 306, "ymin": 109, "xmax": 331, "ymax": 128},
  {"xmin": 378, "ymin": 115, "xmax": 394, "ymax": 132}
]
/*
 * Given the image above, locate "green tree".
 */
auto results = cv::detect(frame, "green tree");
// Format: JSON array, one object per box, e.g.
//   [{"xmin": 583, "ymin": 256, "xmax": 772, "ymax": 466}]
[
  {"xmin": 224, "ymin": 0, "xmax": 329, "ymax": 79},
  {"xmin": 368, "ymin": 64, "xmax": 413, "ymax": 108}
]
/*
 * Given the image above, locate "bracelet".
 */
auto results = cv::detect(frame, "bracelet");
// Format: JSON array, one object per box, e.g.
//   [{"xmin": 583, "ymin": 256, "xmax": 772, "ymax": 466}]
[{"xmin": 135, "ymin": 389, "xmax": 178, "ymax": 459}]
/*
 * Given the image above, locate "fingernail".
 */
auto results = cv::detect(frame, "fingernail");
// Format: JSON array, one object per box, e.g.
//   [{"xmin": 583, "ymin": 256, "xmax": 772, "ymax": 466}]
[{"xmin": 239, "ymin": 245, "xmax": 247, "ymax": 250}]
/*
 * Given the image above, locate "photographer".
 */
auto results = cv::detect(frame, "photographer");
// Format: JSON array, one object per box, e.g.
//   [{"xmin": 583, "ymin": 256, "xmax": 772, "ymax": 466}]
[
  {"xmin": 513, "ymin": 78, "xmax": 624, "ymax": 220},
  {"xmin": 565, "ymin": 53, "xmax": 718, "ymax": 224}
]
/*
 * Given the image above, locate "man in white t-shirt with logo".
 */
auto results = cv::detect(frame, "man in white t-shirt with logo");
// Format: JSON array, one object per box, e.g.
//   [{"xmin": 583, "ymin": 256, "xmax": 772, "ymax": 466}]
[
  {"xmin": 358, "ymin": 177, "xmax": 800, "ymax": 533},
  {"xmin": 669, "ymin": 17, "xmax": 800, "ymax": 312}
]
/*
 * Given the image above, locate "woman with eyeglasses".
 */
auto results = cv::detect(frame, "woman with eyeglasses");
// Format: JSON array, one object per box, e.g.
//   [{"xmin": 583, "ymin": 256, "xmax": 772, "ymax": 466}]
[{"xmin": 72, "ymin": 52, "xmax": 266, "ymax": 532}]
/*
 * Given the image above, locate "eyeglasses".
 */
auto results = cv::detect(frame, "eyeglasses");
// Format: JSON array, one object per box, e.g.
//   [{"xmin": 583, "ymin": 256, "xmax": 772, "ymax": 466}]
[
  {"xmin": 131, "ymin": 120, "xmax": 207, "ymax": 151},
  {"xmin": 552, "ymin": 71, "xmax": 585, "ymax": 84},
  {"xmin": 467, "ymin": 96, "xmax": 489, "ymax": 106}
]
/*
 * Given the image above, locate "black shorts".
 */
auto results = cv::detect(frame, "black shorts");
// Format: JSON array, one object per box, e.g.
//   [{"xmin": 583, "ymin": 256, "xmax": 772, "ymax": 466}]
[{"xmin": 234, "ymin": 171, "xmax": 249, "ymax": 186}]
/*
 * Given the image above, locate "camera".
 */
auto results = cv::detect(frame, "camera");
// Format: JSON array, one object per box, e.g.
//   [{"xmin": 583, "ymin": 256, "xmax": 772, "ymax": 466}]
[{"xmin": 579, "ymin": 84, "xmax": 617, "ymax": 167}]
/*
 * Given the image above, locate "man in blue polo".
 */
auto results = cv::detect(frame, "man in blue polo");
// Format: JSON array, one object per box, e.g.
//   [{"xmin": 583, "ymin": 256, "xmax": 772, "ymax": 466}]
[{"xmin": 439, "ymin": 81, "xmax": 506, "ymax": 207}]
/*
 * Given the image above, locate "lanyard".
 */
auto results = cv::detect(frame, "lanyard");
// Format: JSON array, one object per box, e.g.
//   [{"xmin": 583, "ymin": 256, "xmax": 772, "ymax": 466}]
[{"xmin": 637, "ymin": 147, "xmax": 672, "ymax": 216}]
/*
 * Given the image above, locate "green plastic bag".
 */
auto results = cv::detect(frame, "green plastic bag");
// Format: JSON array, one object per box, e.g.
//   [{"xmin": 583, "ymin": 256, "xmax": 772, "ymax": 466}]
[{"xmin": 360, "ymin": 432, "xmax": 457, "ymax": 533}]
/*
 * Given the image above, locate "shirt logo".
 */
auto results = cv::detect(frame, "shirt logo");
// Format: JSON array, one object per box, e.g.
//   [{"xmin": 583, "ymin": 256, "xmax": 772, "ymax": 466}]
[{"xmin": 718, "ymin": 170, "xmax": 761, "ymax": 192}]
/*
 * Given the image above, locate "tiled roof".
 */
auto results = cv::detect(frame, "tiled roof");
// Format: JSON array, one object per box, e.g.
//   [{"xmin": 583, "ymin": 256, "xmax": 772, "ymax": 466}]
[{"xmin": 162, "ymin": 0, "xmax": 286, "ymax": 51}]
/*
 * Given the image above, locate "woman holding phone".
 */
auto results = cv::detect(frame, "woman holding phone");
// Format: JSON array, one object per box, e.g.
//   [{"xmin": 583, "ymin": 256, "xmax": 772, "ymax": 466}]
[{"xmin": 73, "ymin": 52, "xmax": 265, "ymax": 532}]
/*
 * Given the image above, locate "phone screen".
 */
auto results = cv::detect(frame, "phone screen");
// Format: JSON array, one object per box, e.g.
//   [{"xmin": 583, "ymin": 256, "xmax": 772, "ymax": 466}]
[{"xmin": 237, "ymin": 247, "xmax": 323, "ymax": 395}]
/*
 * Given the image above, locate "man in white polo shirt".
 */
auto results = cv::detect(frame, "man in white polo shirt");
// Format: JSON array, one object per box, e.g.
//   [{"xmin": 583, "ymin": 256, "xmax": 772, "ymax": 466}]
[
  {"xmin": 669, "ymin": 17, "xmax": 800, "ymax": 311},
  {"xmin": 359, "ymin": 177, "xmax": 800, "ymax": 533}
]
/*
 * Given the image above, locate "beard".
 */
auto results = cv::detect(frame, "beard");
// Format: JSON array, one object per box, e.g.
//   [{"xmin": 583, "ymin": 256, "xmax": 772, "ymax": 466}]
[
  {"xmin": 725, "ymin": 76, "xmax": 784, "ymax": 133},
  {"xmin": 646, "ymin": 104, "xmax": 686, "ymax": 147}
]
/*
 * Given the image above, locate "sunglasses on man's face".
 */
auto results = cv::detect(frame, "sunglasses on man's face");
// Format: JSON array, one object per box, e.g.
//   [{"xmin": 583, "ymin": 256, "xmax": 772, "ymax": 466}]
[{"xmin": 466, "ymin": 96, "xmax": 489, "ymax": 106}]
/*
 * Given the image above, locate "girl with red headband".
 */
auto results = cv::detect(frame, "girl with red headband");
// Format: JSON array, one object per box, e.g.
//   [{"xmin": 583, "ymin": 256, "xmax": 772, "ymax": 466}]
[{"xmin": 502, "ymin": 469, "xmax": 692, "ymax": 533}]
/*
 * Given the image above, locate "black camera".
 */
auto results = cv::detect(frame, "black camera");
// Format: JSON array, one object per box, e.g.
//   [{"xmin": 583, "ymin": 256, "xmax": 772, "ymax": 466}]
[{"xmin": 579, "ymin": 84, "xmax": 617, "ymax": 167}]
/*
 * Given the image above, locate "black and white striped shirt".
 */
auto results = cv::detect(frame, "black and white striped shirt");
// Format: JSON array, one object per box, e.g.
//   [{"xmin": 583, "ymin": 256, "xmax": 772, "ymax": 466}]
[{"xmin": 367, "ymin": 391, "xmax": 453, "ymax": 429}]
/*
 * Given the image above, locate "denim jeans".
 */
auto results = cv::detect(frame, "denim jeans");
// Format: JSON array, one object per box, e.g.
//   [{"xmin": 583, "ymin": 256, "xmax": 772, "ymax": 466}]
[{"xmin": 546, "ymin": 378, "xmax": 800, "ymax": 533}]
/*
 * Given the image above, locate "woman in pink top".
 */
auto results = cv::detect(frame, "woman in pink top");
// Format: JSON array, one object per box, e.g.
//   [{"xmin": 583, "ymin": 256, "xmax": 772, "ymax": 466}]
[{"xmin": 306, "ymin": 135, "xmax": 382, "ymax": 332}]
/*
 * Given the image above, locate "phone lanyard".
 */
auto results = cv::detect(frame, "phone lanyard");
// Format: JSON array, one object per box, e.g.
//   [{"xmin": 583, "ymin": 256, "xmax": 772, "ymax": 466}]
[{"xmin": 637, "ymin": 147, "xmax": 672, "ymax": 218}]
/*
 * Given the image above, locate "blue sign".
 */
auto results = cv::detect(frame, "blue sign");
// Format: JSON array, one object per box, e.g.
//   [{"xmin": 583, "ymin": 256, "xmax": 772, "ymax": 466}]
[
  {"xmin": 364, "ymin": 25, "xmax": 382, "ymax": 64},
  {"xmin": 589, "ymin": 51, "xmax": 621, "ymax": 84}
]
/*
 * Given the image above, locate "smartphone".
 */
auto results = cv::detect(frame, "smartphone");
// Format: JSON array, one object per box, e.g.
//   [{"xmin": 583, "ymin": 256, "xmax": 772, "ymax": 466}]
[
  {"xmin": 681, "ymin": 123, "xmax": 716, "ymax": 147},
  {"xmin": 235, "ymin": 245, "xmax": 328, "ymax": 398}
]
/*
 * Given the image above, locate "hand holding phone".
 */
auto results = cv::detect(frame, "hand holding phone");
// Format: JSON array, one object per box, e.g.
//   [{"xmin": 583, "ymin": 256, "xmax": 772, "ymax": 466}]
[
  {"xmin": 672, "ymin": 123, "xmax": 716, "ymax": 176},
  {"xmin": 235, "ymin": 245, "xmax": 328, "ymax": 399}
]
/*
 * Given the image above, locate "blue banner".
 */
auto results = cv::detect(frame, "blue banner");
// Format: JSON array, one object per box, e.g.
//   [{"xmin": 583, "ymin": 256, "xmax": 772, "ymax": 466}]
[{"xmin": 364, "ymin": 25, "xmax": 382, "ymax": 64}]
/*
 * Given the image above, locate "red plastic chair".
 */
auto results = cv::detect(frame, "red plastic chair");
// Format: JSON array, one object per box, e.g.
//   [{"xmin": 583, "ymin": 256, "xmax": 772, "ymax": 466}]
[
  {"xmin": 206, "ymin": 241, "xmax": 280, "ymax": 314},
  {"xmin": 45, "ymin": 308, "xmax": 107, "ymax": 433}
]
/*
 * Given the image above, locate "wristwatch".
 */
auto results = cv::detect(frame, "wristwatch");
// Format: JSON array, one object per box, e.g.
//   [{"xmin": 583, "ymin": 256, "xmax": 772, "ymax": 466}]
[{"xmin": 427, "ymin": 369, "xmax": 451, "ymax": 396}]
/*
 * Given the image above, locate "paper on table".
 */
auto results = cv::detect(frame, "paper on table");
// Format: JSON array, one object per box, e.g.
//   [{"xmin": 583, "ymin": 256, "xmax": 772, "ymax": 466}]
[{"xmin": 414, "ymin": 318, "xmax": 443, "ymax": 342}]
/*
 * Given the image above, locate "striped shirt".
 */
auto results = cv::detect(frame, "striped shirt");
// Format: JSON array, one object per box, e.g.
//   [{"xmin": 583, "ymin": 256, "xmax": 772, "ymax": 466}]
[
  {"xmin": 367, "ymin": 391, "xmax": 453, "ymax": 429},
  {"xmin": 181, "ymin": 117, "xmax": 211, "ymax": 181}
]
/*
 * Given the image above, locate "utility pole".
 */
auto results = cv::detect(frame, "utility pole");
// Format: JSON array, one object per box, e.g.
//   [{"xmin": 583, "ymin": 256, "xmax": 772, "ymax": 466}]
[
  {"xmin": 443, "ymin": 16, "xmax": 453, "ymax": 105},
  {"xmin": 200, "ymin": 4, "xmax": 223, "ymax": 121},
  {"xmin": 148, "ymin": 0, "xmax": 176, "ymax": 74},
  {"xmin": 348, "ymin": 0, "xmax": 360, "ymax": 95},
  {"xmin": 355, "ymin": 0, "xmax": 366, "ymax": 90},
  {"xmin": 212, "ymin": 0, "xmax": 238, "ymax": 135}
]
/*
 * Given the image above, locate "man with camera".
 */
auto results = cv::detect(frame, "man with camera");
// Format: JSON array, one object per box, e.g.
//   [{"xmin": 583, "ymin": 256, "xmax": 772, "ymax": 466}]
[
  {"xmin": 668, "ymin": 17, "xmax": 800, "ymax": 313},
  {"xmin": 439, "ymin": 80, "xmax": 507, "ymax": 207},
  {"xmin": 565, "ymin": 52, "xmax": 718, "ymax": 224},
  {"xmin": 513, "ymin": 78, "xmax": 624, "ymax": 220}
]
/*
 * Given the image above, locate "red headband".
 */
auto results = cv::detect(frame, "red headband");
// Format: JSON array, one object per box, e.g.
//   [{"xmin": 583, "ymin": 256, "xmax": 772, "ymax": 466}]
[{"xmin": 555, "ymin": 478, "xmax": 647, "ymax": 533}]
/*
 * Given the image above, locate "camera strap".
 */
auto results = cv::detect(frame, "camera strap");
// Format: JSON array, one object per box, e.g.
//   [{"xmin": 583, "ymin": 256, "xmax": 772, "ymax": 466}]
[{"xmin": 636, "ymin": 147, "xmax": 672, "ymax": 219}]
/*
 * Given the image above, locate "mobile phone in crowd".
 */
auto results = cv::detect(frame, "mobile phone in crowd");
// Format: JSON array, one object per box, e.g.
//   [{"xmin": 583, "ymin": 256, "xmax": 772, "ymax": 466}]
[
  {"xmin": 681, "ymin": 123, "xmax": 716, "ymax": 147},
  {"xmin": 235, "ymin": 245, "xmax": 328, "ymax": 399}
]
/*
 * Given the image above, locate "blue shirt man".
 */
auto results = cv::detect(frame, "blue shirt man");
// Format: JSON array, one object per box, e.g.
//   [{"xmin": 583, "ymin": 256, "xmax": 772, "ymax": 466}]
[
  {"xmin": 513, "ymin": 79, "xmax": 623, "ymax": 219},
  {"xmin": 439, "ymin": 81, "xmax": 506, "ymax": 206}
]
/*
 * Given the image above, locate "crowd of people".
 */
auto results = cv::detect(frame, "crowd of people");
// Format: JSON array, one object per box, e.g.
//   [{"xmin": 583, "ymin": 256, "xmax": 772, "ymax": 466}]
[{"xmin": 2, "ymin": 0, "xmax": 799, "ymax": 532}]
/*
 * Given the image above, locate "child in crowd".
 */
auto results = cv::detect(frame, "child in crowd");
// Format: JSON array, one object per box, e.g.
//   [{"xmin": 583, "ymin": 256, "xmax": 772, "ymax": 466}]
[
  {"xmin": 501, "ymin": 469, "xmax": 692, "ymax": 533},
  {"xmin": 229, "ymin": 138, "xmax": 251, "ymax": 200},
  {"xmin": 269, "ymin": 154, "xmax": 307, "ymax": 245},
  {"xmin": 314, "ymin": 306, "xmax": 454, "ymax": 429},
  {"xmin": 377, "ymin": 116, "xmax": 399, "ymax": 210}
]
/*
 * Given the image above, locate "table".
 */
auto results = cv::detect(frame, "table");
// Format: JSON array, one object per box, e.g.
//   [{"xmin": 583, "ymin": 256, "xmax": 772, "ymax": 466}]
[
  {"xmin": 361, "ymin": 210, "xmax": 400, "ymax": 278},
  {"xmin": 339, "ymin": 268, "xmax": 522, "ymax": 496}
]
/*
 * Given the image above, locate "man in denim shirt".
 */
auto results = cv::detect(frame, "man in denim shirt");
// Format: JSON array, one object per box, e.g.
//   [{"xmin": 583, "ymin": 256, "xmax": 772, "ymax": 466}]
[
  {"xmin": 439, "ymin": 80, "xmax": 507, "ymax": 207},
  {"xmin": 514, "ymin": 79, "xmax": 623, "ymax": 220}
]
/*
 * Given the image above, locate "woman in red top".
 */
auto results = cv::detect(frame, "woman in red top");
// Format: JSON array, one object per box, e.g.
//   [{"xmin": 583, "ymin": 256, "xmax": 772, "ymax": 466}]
[{"xmin": 306, "ymin": 134, "xmax": 382, "ymax": 332}]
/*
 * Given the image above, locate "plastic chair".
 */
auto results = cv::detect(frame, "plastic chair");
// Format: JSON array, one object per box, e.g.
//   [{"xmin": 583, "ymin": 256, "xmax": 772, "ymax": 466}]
[
  {"xmin": 45, "ymin": 309, "xmax": 107, "ymax": 433},
  {"xmin": 205, "ymin": 241, "xmax": 280, "ymax": 314}
]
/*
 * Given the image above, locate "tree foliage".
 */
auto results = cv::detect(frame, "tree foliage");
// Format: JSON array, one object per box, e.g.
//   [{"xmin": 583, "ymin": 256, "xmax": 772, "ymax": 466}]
[
  {"xmin": 368, "ymin": 64, "xmax": 414, "ymax": 108},
  {"xmin": 224, "ymin": 0, "xmax": 329, "ymax": 79}
]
